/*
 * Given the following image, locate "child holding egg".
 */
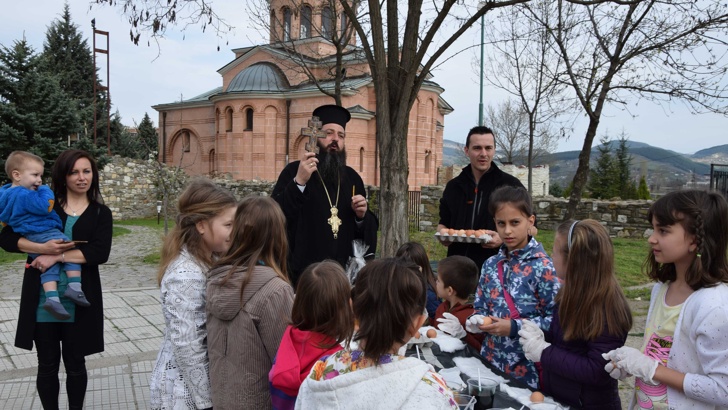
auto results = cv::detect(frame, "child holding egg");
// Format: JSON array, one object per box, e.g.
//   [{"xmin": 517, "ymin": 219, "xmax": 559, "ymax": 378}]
[
  {"xmin": 465, "ymin": 186, "xmax": 559, "ymax": 389},
  {"xmin": 432, "ymin": 255, "xmax": 484, "ymax": 350},
  {"xmin": 518, "ymin": 219, "xmax": 632, "ymax": 408}
]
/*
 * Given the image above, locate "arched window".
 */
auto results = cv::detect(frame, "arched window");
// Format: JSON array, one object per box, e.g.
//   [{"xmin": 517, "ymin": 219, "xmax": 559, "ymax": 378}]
[
  {"xmin": 183, "ymin": 131, "xmax": 191, "ymax": 152},
  {"xmin": 215, "ymin": 109, "xmax": 220, "ymax": 133},
  {"xmin": 321, "ymin": 6, "xmax": 333, "ymax": 38},
  {"xmin": 424, "ymin": 150, "xmax": 431, "ymax": 174},
  {"xmin": 359, "ymin": 147, "xmax": 364, "ymax": 172},
  {"xmin": 283, "ymin": 7, "xmax": 292, "ymax": 41},
  {"xmin": 340, "ymin": 12, "xmax": 348, "ymax": 36},
  {"xmin": 225, "ymin": 107, "xmax": 233, "ymax": 132},
  {"xmin": 300, "ymin": 5, "xmax": 312, "ymax": 39},
  {"xmin": 209, "ymin": 149, "xmax": 216, "ymax": 173},
  {"xmin": 245, "ymin": 108, "xmax": 254, "ymax": 131}
]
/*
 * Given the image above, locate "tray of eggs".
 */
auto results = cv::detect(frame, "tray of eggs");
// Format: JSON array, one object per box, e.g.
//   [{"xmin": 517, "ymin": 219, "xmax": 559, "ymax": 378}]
[{"xmin": 435, "ymin": 228, "xmax": 492, "ymax": 244}]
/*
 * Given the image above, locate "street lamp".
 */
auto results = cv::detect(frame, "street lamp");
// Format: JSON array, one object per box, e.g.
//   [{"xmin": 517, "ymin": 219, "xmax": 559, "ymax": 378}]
[
  {"xmin": 478, "ymin": 1, "xmax": 486, "ymax": 126},
  {"xmin": 156, "ymin": 200, "xmax": 162, "ymax": 224}
]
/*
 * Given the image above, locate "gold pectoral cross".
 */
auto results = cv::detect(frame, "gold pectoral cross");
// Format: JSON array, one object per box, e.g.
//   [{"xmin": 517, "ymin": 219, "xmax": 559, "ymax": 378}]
[{"xmin": 328, "ymin": 206, "xmax": 342, "ymax": 239}]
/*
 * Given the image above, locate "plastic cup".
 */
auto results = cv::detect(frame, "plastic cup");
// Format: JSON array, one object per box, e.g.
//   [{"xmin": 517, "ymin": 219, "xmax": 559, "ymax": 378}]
[
  {"xmin": 467, "ymin": 377, "xmax": 498, "ymax": 409},
  {"xmin": 452, "ymin": 393, "xmax": 476, "ymax": 410}
]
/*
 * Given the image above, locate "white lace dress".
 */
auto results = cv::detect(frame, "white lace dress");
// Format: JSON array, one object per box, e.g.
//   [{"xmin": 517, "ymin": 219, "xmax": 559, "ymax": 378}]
[{"xmin": 150, "ymin": 248, "xmax": 213, "ymax": 409}]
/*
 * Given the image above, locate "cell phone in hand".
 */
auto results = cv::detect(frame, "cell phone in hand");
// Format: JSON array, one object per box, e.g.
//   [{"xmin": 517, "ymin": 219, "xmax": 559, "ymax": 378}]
[{"xmin": 61, "ymin": 240, "xmax": 88, "ymax": 244}]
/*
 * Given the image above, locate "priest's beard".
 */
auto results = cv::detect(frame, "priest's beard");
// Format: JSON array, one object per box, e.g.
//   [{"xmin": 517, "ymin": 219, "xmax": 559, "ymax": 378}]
[{"xmin": 318, "ymin": 147, "xmax": 347, "ymax": 185}]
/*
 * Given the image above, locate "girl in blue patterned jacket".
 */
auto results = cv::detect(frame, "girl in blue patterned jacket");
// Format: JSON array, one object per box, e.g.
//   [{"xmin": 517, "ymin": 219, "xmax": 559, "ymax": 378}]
[{"xmin": 466, "ymin": 185, "xmax": 559, "ymax": 389}]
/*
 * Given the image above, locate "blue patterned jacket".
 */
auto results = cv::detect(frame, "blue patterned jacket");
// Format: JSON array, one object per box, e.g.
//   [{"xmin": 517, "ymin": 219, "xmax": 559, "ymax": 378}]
[{"xmin": 473, "ymin": 237, "xmax": 559, "ymax": 389}]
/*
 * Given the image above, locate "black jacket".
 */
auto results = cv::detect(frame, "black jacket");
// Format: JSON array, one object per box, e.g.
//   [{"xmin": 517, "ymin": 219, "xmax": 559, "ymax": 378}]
[
  {"xmin": 271, "ymin": 161, "xmax": 378, "ymax": 287},
  {"xmin": 0, "ymin": 201, "xmax": 112, "ymax": 355},
  {"xmin": 438, "ymin": 163, "xmax": 523, "ymax": 270}
]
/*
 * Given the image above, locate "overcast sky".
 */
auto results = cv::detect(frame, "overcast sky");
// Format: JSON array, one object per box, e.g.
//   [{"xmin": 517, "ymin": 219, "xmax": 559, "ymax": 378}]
[{"xmin": 2, "ymin": 1, "xmax": 726, "ymax": 155}]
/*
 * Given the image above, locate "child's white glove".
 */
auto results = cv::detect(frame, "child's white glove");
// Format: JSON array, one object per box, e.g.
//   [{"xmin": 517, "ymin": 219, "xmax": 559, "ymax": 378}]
[
  {"xmin": 603, "ymin": 347, "xmax": 658, "ymax": 383},
  {"xmin": 436, "ymin": 312, "xmax": 467, "ymax": 339},
  {"xmin": 465, "ymin": 314, "xmax": 486, "ymax": 334},
  {"xmin": 603, "ymin": 359, "xmax": 630, "ymax": 380},
  {"xmin": 518, "ymin": 319, "xmax": 550, "ymax": 362}
]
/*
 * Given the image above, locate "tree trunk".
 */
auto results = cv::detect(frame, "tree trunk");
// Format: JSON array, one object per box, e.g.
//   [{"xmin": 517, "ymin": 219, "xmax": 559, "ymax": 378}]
[
  {"xmin": 564, "ymin": 117, "xmax": 599, "ymax": 219},
  {"xmin": 377, "ymin": 119, "xmax": 410, "ymax": 257}
]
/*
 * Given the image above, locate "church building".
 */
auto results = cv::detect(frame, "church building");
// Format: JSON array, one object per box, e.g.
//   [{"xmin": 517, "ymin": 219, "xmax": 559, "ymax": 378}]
[{"xmin": 153, "ymin": 0, "xmax": 452, "ymax": 189}]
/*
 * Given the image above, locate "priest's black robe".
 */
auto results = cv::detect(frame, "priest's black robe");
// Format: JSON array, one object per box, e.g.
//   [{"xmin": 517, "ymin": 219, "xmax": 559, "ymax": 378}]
[{"xmin": 272, "ymin": 161, "xmax": 378, "ymax": 287}]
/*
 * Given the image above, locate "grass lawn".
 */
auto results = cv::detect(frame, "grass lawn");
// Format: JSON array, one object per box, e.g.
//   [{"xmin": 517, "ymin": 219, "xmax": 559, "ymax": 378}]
[
  {"xmin": 88, "ymin": 218, "xmax": 657, "ymax": 299},
  {"xmin": 410, "ymin": 228, "xmax": 653, "ymax": 297}
]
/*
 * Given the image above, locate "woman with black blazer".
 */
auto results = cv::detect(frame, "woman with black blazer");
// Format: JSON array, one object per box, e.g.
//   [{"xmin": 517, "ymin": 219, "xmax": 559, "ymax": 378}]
[{"xmin": 0, "ymin": 149, "xmax": 112, "ymax": 409}]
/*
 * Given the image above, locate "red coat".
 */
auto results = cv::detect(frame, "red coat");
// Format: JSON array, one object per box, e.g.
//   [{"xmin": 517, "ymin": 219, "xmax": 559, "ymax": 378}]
[{"xmin": 434, "ymin": 300, "xmax": 484, "ymax": 350}]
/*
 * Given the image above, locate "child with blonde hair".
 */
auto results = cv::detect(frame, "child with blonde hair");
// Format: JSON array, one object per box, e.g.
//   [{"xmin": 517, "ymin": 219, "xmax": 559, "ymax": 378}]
[{"xmin": 150, "ymin": 179, "xmax": 238, "ymax": 410}]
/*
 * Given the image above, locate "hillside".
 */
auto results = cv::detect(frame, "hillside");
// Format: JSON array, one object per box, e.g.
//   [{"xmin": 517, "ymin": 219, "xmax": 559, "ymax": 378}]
[{"xmin": 443, "ymin": 139, "xmax": 724, "ymax": 191}]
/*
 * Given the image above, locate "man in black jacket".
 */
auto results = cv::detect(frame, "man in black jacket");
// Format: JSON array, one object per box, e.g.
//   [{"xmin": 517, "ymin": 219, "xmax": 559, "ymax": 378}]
[
  {"xmin": 438, "ymin": 126, "xmax": 531, "ymax": 271},
  {"xmin": 271, "ymin": 105, "xmax": 378, "ymax": 287}
]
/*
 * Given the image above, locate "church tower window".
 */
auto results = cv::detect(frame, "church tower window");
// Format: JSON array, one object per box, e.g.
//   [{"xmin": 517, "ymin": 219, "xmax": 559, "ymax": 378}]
[
  {"xmin": 283, "ymin": 7, "xmax": 292, "ymax": 41},
  {"xmin": 301, "ymin": 6, "xmax": 312, "ymax": 39}
]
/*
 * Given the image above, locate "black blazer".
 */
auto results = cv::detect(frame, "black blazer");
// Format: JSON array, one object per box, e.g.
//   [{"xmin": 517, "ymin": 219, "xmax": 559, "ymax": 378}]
[{"xmin": 0, "ymin": 201, "xmax": 112, "ymax": 355}]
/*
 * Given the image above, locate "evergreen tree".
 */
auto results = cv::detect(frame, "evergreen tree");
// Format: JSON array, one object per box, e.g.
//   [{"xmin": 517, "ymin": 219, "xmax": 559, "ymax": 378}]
[
  {"xmin": 0, "ymin": 38, "xmax": 77, "ymax": 176},
  {"xmin": 587, "ymin": 136, "xmax": 619, "ymax": 199},
  {"xmin": 637, "ymin": 175, "xmax": 651, "ymax": 200},
  {"xmin": 614, "ymin": 135, "xmax": 638, "ymax": 199},
  {"xmin": 39, "ymin": 3, "xmax": 100, "ymax": 143},
  {"xmin": 137, "ymin": 112, "xmax": 159, "ymax": 158}
]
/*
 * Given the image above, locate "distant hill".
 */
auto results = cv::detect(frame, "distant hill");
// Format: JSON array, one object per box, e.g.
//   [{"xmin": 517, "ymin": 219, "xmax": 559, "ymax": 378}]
[
  {"xmin": 442, "ymin": 138, "xmax": 725, "ymax": 191},
  {"xmin": 443, "ymin": 139, "xmax": 469, "ymax": 167}
]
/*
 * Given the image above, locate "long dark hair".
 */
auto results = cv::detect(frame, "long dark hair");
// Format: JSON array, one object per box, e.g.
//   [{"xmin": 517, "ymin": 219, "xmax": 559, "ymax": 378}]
[
  {"xmin": 395, "ymin": 242, "xmax": 437, "ymax": 292},
  {"xmin": 51, "ymin": 149, "xmax": 103, "ymax": 206},
  {"xmin": 352, "ymin": 258, "xmax": 426, "ymax": 361},
  {"xmin": 645, "ymin": 189, "xmax": 728, "ymax": 290},
  {"xmin": 292, "ymin": 260, "xmax": 354, "ymax": 347}
]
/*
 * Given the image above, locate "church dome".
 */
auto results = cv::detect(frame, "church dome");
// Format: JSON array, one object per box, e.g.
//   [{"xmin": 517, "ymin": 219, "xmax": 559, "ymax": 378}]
[{"xmin": 227, "ymin": 63, "xmax": 290, "ymax": 93}]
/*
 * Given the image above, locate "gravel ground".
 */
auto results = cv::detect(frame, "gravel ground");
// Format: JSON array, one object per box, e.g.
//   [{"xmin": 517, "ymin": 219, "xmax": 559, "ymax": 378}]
[{"xmin": 0, "ymin": 225, "xmax": 161, "ymax": 298}]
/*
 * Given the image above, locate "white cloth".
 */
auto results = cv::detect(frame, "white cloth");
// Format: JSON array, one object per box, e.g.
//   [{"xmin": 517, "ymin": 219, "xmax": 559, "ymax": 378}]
[
  {"xmin": 296, "ymin": 357, "xmax": 456, "ymax": 410},
  {"xmin": 451, "ymin": 356, "xmax": 505, "ymax": 384},
  {"xmin": 628, "ymin": 282, "xmax": 728, "ymax": 409},
  {"xmin": 150, "ymin": 249, "xmax": 213, "ymax": 410}
]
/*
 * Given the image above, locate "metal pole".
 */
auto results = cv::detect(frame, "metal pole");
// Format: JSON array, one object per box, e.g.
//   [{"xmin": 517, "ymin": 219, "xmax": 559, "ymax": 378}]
[{"xmin": 479, "ymin": 13, "xmax": 484, "ymax": 126}]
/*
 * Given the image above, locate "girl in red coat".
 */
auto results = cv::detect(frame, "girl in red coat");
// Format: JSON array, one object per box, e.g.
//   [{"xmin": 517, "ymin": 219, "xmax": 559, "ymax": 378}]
[{"xmin": 269, "ymin": 260, "xmax": 354, "ymax": 409}]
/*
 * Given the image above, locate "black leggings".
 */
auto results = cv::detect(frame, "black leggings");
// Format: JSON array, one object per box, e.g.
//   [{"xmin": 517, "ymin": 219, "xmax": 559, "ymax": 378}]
[{"xmin": 34, "ymin": 322, "xmax": 88, "ymax": 410}]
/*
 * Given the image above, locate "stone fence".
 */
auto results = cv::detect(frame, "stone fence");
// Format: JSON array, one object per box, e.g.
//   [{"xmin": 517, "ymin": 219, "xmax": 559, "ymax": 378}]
[
  {"xmin": 419, "ymin": 186, "xmax": 653, "ymax": 239},
  {"xmin": 101, "ymin": 157, "xmax": 653, "ymax": 239}
]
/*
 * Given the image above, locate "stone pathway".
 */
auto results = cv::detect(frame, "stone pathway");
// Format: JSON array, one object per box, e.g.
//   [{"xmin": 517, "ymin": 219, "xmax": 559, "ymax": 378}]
[{"xmin": 101, "ymin": 224, "xmax": 161, "ymax": 290}]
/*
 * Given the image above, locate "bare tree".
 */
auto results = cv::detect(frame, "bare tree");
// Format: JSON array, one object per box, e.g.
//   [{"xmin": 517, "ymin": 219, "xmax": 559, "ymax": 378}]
[
  {"xmin": 485, "ymin": 99, "xmax": 558, "ymax": 165},
  {"xmin": 246, "ymin": 0, "xmax": 362, "ymax": 106},
  {"xmin": 482, "ymin": 1, "xmax": 571, "ymax": 193},
  {"xmin": 96, "ymin": 0, "xmax": 633, "ymax": 255},
  {"xmin": 525, "ymin": 0, "xmax": 728, "ymax": 219}
]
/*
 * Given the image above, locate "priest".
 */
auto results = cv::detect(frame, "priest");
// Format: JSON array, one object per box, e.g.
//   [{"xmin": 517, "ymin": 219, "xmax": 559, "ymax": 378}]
[{"xmin": 272, "ymin": 104, "xmax": 378, "ymax": 287}]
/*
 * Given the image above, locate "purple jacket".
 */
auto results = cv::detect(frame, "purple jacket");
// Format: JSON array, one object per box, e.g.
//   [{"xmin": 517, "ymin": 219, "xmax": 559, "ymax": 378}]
[{"xmin": 540, "ymin": 305, "xmax": 625, "ymax": 409}]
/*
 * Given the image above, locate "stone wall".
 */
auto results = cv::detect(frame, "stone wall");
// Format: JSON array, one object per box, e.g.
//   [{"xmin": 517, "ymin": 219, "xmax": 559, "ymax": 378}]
[
  {"xmin": 418, "ymin": 185, "xmax": 653, "ymax": 239},
  {"xmin": 100, "ymin": 157, "xmax": 159, "ymax": 220},
  {"xmin": 101, "ymin": 158, "xmax": 652, "ymax": 239},
  {"xmin": 100, "ymin": 157, "xmax": 276, "ymax": 220}
]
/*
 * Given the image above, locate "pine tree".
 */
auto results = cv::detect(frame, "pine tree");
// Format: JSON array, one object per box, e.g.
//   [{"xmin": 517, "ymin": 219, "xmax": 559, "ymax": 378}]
[
  {"xmin": 614, "ymin": 134, "xmax": 638, "ymax": 199},
  {"xmin": 137, "ymin": 112, "xmax": 159, "ymax": 158},
  {"xmin": 0, "ymin": 38, "xmax": 77, "ymax": 175},
  {"xmin": 637, "ymin": 175, "xmax": 651, "ymax": 200},
  {"xmin": 587, "ymin": 136, "xmax": 618, "ymax": 199},
  {"xmin": 39, "ymin": 3, "xmax": 100, "ymax": 143}
]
